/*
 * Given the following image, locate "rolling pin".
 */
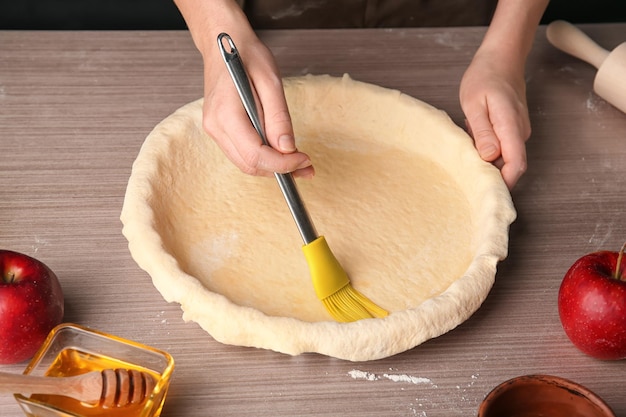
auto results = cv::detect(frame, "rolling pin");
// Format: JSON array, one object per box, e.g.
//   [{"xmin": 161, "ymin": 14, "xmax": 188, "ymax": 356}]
[{"xmin": 546, "ymin": 20, "xmax": 626, "ymax": 114}]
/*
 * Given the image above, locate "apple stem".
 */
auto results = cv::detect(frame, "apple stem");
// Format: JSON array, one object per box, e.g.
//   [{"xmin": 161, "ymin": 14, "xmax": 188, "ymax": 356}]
[
  {"xmin": 615, "ymin": 242, "xmax": 626, "ymax": 281},
  {"xmin": 3, "ymin": 271, "xmax": 15, "ymax": 284}
]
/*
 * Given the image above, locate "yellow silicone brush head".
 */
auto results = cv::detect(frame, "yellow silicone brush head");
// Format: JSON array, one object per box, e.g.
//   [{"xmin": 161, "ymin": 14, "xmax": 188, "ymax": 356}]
[{"xmin": 302, "ymin": 236, "xmax": 388, "ymax": 322}]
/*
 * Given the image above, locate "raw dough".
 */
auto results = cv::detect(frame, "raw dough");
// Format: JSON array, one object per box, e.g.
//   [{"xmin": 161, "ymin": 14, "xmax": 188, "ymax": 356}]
[{"xmin": 121, "ymin": 74, "xmax": 516, "ymax": 361}]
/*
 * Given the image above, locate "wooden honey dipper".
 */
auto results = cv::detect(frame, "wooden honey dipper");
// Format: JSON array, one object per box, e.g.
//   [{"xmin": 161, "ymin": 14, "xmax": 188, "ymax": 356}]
[{"xmin": 0, "ymin": 368, "xmax": 156, "ymax": 408}]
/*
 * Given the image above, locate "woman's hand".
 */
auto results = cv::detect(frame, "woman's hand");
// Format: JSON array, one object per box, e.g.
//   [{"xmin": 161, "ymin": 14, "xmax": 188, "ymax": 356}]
[
  {"xmin": 460, "ymin": 49, "xmax": 530, "ymax": 190},
  {"xmin": 174, "ymin": 0, "xmax": 314, "ymax": 178},
  {"xmin": 203, "ymin": 36, "xmax": 313, "ymax": 177},
  {"xmin": 460, "ymin": 0, "xmax": 549, "ymax": 189}
]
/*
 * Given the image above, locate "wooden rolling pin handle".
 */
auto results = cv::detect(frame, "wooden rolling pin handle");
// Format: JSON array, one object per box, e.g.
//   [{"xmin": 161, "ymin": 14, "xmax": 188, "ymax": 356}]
[{"xmin": 546, "ymin": 20, "xmax": 609, "ymax": 69}]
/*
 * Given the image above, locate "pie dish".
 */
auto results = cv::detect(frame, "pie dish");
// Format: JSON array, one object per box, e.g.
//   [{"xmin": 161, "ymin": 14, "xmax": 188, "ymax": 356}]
[{"xmin": 121, "ymin": 74, "xmax": 516, "ymax": 361}]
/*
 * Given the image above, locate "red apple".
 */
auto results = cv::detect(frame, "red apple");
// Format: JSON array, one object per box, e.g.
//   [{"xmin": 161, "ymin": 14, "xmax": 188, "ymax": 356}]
[
  {"xmin": 0, "ymin": 250, "xmax": 64, "ymax": 364},
  {"xmin": 558, "ymin": 243, "xmax": 626, "ymax": 360}
]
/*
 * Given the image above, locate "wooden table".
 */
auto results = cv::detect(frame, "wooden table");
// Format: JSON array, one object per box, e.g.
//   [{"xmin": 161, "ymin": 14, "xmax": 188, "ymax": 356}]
[{"xmin": 1, "ymin": 24, "xmax": 625, "ymax": 416}]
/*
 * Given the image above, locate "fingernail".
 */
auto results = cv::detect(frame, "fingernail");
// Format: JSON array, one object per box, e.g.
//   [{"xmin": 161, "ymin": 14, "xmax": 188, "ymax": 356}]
[
  {"xmin": 278, "ymin": 135, "xmax": 296, "ymax": 152},
  {"xmin": 479, "ymin": 144, "xmax": 498, "ymax": 159},
  {"xmin": 297, "ymin": 158, "xmax": 312, "ymax": 169},
  {"xmin": 295, "ymin": 165, "xmax": 315, "ymax": 179}
]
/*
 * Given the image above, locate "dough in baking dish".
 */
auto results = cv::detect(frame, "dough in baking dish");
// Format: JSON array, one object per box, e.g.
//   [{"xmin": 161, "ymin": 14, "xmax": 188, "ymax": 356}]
[{"xmin": 121, "ymin": 74, "xmax": 515, "ymax": 361}]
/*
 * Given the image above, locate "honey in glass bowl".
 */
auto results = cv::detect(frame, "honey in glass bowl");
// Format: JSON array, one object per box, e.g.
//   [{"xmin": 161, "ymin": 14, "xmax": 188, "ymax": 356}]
[{"xmin": 14, "ymin": 323, "xmax": 174, "ymax": 417}]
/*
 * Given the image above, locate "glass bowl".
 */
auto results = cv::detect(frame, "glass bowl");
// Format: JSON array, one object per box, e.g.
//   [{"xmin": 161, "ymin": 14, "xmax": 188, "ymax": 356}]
[{"xmin": 14, "ymin": 323, "xmax": 174, "ymax": 417}]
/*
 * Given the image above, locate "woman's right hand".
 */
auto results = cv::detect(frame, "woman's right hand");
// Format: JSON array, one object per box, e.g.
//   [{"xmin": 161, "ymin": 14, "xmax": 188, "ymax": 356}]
[
  {"xmin": 203, "ymin": 35, "xmax": 314, "ymax": 178},
  {"xmin": 175, "ymin": 0, "xmax": 314, "ymax": 178}
]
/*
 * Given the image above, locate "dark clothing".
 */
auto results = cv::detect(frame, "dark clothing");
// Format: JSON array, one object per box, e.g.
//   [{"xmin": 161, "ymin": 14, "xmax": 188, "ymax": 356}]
[{"xmin": 239, "ymin": 0, "xmax": 498, "ymax": 29}]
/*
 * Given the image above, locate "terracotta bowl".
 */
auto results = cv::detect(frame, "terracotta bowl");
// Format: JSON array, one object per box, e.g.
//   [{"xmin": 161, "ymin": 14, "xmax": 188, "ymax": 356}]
[{"xmin": 478, "ymin": 374, "xmax": 615, "ymax": 417}]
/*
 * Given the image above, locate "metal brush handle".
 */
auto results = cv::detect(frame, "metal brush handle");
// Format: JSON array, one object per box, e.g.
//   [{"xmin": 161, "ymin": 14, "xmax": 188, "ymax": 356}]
[{"xmin": 218, "ymin": 33, "xmax": 318, "ymax": 244}]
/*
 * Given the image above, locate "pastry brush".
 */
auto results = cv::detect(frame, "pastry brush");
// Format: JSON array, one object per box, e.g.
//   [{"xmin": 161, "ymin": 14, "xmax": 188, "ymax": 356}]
[{"xmin": 217, "ymin": 33, "xmax": 388, "ymax": 322}]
